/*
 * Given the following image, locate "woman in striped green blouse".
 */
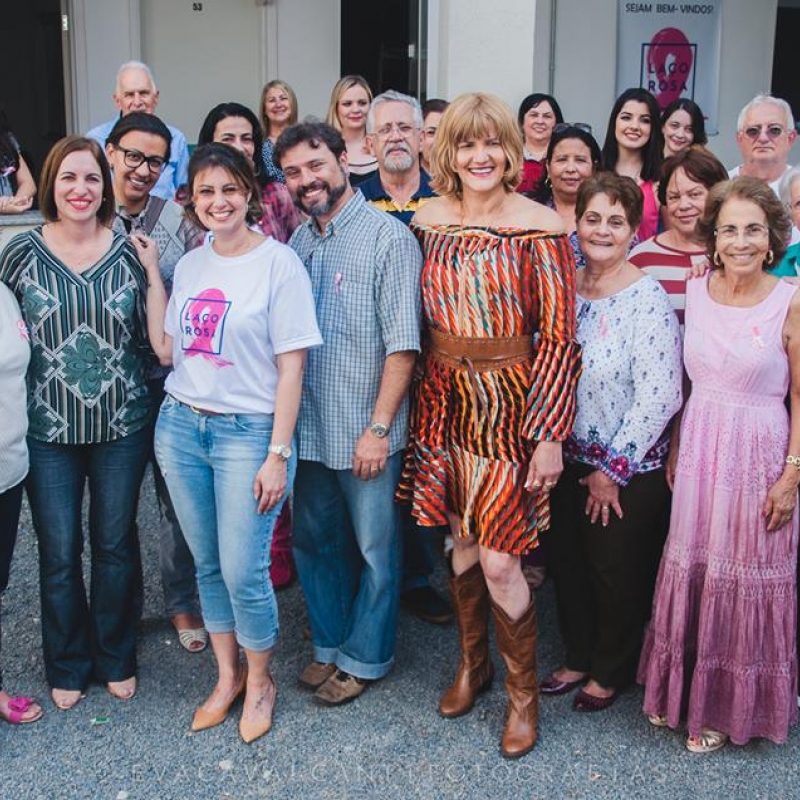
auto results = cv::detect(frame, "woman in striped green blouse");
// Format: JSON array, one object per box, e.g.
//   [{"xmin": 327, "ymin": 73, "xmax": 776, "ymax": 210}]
[{"xmin": 0, "ymin": 136, "xmax": 153, "ymax": 711}]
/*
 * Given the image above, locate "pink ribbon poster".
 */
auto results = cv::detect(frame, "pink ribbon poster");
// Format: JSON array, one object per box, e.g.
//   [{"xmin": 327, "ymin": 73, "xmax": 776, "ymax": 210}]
[{"xmin": 616, "ymin": 1, "xmax": 722, "ymax": 133}]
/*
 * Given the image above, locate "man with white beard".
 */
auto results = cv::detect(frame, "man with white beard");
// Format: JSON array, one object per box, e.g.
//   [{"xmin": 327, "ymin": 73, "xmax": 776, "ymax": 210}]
[{"xmin": 360, "ymin": 91, "xmax": 436, "ymax": 225}]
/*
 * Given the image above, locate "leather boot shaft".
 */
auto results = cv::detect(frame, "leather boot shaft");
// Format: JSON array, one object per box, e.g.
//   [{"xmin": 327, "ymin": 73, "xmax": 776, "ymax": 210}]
[
  {"xmin": 492, "ymin": 597, "xmax": 538, "ymax": 758},
  {"xmin": 438, "ymin": 562, "xmax": 494, "ymax": 718}
]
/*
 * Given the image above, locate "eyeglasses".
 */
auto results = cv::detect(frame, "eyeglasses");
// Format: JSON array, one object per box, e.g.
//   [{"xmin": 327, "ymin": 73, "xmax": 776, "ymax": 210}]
[
  {"xmin": 741, "ymin": 124, "xmax": 786, "ymax": 141},
  {"xmin": 374, "ymin": 123, "xmax": 418, "ymax": 139},
  {"xmin": 714, "ymin": 223, "xmax": 769, "ymax": 241},
  {"xmin": 554, "ymin": 123, "xmax": 593, "ymax": 134},
  {"xmin": 114, "ymin": 145, "xmax": 166, "ymax": 173}
]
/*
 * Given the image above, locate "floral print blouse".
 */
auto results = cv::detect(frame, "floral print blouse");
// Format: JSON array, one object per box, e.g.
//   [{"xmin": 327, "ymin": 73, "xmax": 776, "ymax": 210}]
[{"xmin": 564, "ymin": 275, "xmax": 682, "ymax": 485}]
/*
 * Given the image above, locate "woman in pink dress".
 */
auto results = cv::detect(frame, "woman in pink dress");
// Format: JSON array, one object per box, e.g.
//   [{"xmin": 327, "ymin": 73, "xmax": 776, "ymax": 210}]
[{"xmin": 638, "ymin": 176, "xmax": 800, "ymax": 753}]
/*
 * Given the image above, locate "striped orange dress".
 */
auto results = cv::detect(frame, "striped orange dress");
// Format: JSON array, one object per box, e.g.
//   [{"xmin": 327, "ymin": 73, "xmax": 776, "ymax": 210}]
[{"xmin": 400, "ymin": 225, "xmax": 581, "ymax": 554}]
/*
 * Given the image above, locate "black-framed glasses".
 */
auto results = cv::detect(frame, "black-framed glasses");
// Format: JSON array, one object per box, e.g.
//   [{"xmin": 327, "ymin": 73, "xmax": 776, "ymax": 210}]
[
  {"xmin": 554, "ymin": 122, "xmax": 593, "ymax": 134},
  {"xmin": 114, "ymin": 145, "xmax": 166, "ymax": 173},
  {"xmin": 741, "ymin": 124, "xmax": 786, "ymax": 141}
]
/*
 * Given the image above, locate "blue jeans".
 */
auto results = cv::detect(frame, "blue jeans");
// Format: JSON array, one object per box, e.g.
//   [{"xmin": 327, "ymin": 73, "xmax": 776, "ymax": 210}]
[
  {"xmin": 292, "ymin": 454, "xmax": 402, "ymax": 680},
  {"xmin": 26, "ymin": 428, "xmax": 151, "ymax": 689},
  {"xmin": 154, "ymin": 396, "xmax": 294, "ymax": 651}
]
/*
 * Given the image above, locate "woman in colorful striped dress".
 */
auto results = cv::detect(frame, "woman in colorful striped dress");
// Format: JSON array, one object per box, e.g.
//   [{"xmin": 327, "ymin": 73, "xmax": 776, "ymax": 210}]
[{"xmin": 401, "ymin": 93, "xmax": 581, "ymax": 758}]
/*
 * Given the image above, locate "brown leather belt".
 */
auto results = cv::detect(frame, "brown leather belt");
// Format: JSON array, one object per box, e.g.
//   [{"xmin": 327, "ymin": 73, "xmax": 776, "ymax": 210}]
[
  {"xmin": 428, "ymin": 328, "xmax": 534, "ymax": 370},
  {"xmin": 427, "ymin": 328, "xmax": 534, "ymax": 438}
]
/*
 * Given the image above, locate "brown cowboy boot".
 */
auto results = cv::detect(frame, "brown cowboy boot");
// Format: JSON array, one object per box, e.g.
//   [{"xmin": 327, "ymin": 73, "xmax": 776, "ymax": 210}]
[
  {"xmin": 492, "ymin": 597, "xmax": 538, "ymax": 758},
  {"xmin": 439, "ymin": 562, "xmax": 494, "ymax": 718}
]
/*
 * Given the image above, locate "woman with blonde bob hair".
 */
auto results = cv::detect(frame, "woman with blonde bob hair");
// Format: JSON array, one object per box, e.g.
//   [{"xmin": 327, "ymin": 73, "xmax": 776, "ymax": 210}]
[
  {"xmin": 400, "ymin": 92, "xmax": 581, "ymax": 758},
  {"xmin": 325, "ymin": 75, "xmax": 376, "ymax": 184},
  {"xmin": 259, "ymin": 80, "xmax": 298, "ymax": 183}
]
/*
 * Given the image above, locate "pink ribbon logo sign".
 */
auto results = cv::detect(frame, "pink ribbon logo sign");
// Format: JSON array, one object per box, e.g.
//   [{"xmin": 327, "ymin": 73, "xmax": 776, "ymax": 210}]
[
  {"xmin": 645, "ymin": 27, "xmax": 694, "ymax": 110},
  {"xmin": 180, "ymin": 289, "xmax": 233, "ymax": 367}
]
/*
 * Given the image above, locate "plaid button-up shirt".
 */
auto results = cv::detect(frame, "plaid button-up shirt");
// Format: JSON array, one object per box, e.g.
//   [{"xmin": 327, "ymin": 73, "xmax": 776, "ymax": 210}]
[{"xmin": 289, "ymin": 191, "xmax": 422, "ymax": 470}]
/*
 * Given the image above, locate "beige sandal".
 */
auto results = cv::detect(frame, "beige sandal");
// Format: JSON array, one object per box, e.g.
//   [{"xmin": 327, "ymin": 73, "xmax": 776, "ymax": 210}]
[
  {"xmin": 686, "ymin": 728, "xmax": 728, "ymax": 753},
  {"xmin": 178, "ymin": 627, "xmax": 209, "ymax": 653},
  {"xmin": 647, "ymin": 713, "xmax": 669, "ymax": 727}
]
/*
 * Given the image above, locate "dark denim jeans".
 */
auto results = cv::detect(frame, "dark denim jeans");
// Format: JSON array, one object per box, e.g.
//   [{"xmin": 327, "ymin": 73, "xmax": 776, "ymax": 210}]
[
  {"xmin": 0, "ymin": 481, "xmax": 24, "ymax": 691},
  {"xmin": 26, "ymin": 428, "xmax": 150, "ymax": 690}
]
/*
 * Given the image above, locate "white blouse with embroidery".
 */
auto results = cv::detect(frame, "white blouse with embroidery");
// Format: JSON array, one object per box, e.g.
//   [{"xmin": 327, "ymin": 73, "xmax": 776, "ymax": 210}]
[{"xmin": 565, "ymin": 275, "xmax": 683, "ymax": 485}]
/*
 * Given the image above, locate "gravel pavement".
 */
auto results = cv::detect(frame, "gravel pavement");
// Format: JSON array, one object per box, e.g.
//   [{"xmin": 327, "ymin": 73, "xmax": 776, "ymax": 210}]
[{"xmin": 1, "ymin": 467, "xmax": 798, "ymax": 800}]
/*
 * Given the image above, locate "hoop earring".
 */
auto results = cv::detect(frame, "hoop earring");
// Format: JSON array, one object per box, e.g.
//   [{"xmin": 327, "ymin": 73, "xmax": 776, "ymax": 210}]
[
  {"xmin": 765, "ymin": 249, "xmax": 774, "ymax": 266},
  {"xmin": 713, "ymin": 251, "xmax": 722, "ymax": 266}
]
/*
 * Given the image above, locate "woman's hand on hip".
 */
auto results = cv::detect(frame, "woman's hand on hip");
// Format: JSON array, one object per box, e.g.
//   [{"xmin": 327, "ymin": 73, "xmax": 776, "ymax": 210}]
[
  {"xmin": 579, "ymin": 470, "xmax": 623, "ymax": 527},
  {"xmin": 525, "ymin": 441, "xmax": 563, "ymax": 495},
  {"xmin": 254, "ymin": 455, "xmax": 288, "ymax": 514}
]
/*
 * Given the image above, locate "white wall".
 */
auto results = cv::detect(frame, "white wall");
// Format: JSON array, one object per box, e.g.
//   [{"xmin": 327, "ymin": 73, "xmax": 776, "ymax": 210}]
[
  {"xmin": 71, "ymin": 0, "xmax": 140, "ymax": 133},
  {"xmin": 273, "ymin": 0, "xmax": 341, "ymax": 122},
  {"xmin": 429, "ymin": 0, "xmax": 536, "ymax": 107},
  {"xmin": 140, "ymin": 0, "xmax": 266, "ymax": 143}
]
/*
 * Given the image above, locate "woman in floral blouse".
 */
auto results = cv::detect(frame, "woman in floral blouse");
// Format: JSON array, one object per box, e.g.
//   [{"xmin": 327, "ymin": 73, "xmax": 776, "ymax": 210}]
[
  {"xmin": 0, "ymin": 136, "xmax": 153, "ymax": 710},
  {"xmin": 542, "ymin": 173, "xmax": 682, "ymax": 711}
]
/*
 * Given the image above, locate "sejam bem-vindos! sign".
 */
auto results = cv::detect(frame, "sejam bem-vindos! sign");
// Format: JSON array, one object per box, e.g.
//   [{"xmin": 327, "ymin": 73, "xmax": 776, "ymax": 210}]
[{"xmin": 617, "ymin": 2, "xmax": 721, "ymax": 133}]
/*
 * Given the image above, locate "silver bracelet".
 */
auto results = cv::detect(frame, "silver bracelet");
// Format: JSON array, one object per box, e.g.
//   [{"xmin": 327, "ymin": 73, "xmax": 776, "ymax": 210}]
[{"xmin": 786, "ymin": 455, "xmax": 800, "ymax": 469}]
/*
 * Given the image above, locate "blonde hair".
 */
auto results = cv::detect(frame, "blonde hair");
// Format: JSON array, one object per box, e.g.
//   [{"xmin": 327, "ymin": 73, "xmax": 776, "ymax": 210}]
[
  {"xmin": 325, "ymin": 75, "xmax": 373, "ymax": 132},
  {"xmin": 429, "ymin": 93, "xmax": 522, "ymax": 199},
  {"xmin": 259, "ymin": 80, "xmax": 298, "ymax": 138}
]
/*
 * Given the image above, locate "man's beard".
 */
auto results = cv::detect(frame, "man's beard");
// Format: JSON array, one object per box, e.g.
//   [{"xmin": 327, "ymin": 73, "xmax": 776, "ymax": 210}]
[{"xmin": 294, "ymin": 173, "xmax": 347, "ymax": 218}]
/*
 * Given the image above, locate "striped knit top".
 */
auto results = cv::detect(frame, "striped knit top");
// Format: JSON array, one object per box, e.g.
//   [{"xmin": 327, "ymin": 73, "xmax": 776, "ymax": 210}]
[{"xmin": 0, "ymin": 228, "xmax": 153, "ymax": 444}]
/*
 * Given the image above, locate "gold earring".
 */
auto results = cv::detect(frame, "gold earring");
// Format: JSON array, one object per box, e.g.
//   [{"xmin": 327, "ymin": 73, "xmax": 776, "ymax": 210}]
[
  {"xmin": 713, "ymin": 251, "xmax": 722, "ymax": 266},
  {"xmin": 765, "ymin": 249, "xmax": 774, "ymax": 266}
]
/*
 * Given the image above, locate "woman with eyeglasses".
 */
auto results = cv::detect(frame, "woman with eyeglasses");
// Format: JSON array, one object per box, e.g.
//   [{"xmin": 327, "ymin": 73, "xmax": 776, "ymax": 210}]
[
  {"xmin": 543, "ymin": 174, "xmax": 682, "ymax": 713},
  {"xmin": 661, "ymin": 98, "xmax": 707, "ymax": 159},
  {"xmin": 0, "ymin": 137, "xmax": 155, "ymax": 710},
  {"xmin": 516, "ymin": 93, "xmax": 564, "ymax": 194},
  {"xmin": 629, "ymin": 147, "xmax": 728, "ymax": 326},
  {"xmin": 601, "ymin": 88, "xmax": 663, "ymax": 242},
  {"xmin": 639, "ymin": 176, "xmax": 800, "ymax": 753},
  {"xmin": 531, "ymin": 124, "xmax": 601, "ymax": 269}
]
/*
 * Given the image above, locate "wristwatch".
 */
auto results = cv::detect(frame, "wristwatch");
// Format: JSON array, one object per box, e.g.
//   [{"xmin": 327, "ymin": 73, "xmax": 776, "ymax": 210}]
[
  {"xmin": 268, "ymin": 443, "xmax": 293, "ymax": 461},
  {"xmin": 369, "ymin": 422, "xmax": 390, "ymax": 439}
]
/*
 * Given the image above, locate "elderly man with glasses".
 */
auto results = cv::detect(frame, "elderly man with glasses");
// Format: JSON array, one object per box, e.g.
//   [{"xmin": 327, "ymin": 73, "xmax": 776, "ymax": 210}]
[{"xmin": 729, "ymin": 94, "xmax": 799, "ymax": 243}]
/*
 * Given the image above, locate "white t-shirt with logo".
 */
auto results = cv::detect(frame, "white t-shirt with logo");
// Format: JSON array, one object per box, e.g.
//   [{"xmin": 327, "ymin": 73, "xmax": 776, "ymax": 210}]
[{"xmin": 164, "ymin": 237, "xmax": 322, "ymax": 414}]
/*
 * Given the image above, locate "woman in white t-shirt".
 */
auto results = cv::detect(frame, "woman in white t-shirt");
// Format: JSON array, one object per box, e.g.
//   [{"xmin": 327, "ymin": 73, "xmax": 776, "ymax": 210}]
[{"xmin": 135, "ymin": 143, "xmax": 321, "ymax": 745}]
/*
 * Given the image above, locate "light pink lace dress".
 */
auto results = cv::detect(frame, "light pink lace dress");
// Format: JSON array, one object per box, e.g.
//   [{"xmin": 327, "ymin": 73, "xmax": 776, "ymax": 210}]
[{"xmin": 638, "ymin": 273, "xmax": 799, "ymax": 745}]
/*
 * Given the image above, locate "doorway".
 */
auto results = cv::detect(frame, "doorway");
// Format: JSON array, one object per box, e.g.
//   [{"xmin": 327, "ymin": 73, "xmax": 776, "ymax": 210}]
[
  {"xmin": 772, "ymin": 1, "xmax": 800, "ymax": 130},
  {"xmin": 340, "ymin": 0, "xmax": 428, "ymax": 100},
  {"xmin": 2, "ymin": 0, "xmax": 68, "ymax": 191}
]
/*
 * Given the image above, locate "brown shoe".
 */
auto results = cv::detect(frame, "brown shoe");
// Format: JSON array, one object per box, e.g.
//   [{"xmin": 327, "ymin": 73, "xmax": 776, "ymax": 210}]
[
  {"xmin": 298, "ymin": 661, "xmax": 336, "ymax": 690},
  {"xmin": 492, "ymin": 598, "xmax": 538, "ymax": 759},
  {"xmin": 439, "ymin": 563, "xmax": 494, "ymax": 718},
  {"xmin": 191, "ymin": 665, "xmax": 248, "ymax": 732},
  {"xmin": 313, "ymin": 670, "xmax": 369, "ymax": 706}
]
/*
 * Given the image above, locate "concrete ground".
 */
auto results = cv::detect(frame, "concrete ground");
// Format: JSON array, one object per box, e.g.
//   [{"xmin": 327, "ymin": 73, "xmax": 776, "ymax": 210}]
[{"xmin": 0, "ymin": 467, "xmax": 798, "ymax": 800}]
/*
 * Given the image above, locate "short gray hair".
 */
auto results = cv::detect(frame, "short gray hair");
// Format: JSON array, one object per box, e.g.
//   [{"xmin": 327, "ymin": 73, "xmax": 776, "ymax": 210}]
[
  {"xmin": 366, "ymin": 90, "xmax": 423, "ymax": 134},
  {"xmin": 779, "ymin": 166, "xmax": 800, "ymax": 205},
  {"xmin": 737, "ymin": 94, "xmax": 794, "ymax": 133},
  {"xmin": 115, "ymin": 61, "xmax": 157, "ymax": 93}
]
